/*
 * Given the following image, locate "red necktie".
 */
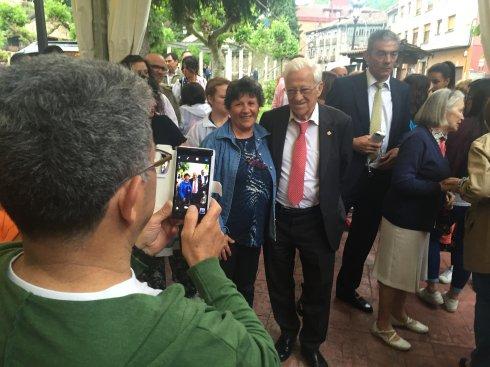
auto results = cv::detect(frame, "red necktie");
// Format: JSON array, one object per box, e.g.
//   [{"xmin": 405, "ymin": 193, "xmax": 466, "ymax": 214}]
[
  {"xmin": 288, "ymin": 121, "xmax": 309, "ymax": 205},
  {"xmin": 438, "ymin": 137, "xmax": 446, "ymax": 157}
]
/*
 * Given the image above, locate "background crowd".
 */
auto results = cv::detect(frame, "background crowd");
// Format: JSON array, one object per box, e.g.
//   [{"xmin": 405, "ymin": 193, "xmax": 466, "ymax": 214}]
[{"xmin": 0, "ymin": 28, "xmax": 489, "ymax": 367}]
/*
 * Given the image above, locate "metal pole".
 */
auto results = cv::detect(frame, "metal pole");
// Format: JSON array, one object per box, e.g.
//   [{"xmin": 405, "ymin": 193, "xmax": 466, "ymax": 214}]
[
  {"xmin": 351, "ymin": 18, "xmax": 359, "ymax": 50},
  {"xmin": 34, "ymin": 0, "xmax": 48, "ymax": 54}
]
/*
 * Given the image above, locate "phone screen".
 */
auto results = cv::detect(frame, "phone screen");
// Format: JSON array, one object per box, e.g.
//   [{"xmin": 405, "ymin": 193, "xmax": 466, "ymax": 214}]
[{"xmin": 172, "ymin": 147, "xmax": 213, "ymax": 219}]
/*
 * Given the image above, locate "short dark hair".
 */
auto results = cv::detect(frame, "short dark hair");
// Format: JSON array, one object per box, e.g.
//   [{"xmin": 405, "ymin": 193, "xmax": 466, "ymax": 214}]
[
  {"xmin": 225, "ymin": 77, "xmax": 264, "ymax": 110},
  {"xmin": 367, "ymin": 29, "xmax": 400, "ymax": 53},
  {"xmin": 120, "ymin": 55, "xmax": 165, "ymax": 115},
  {"xmin": 182, "ymin": 56, "xmax": 199, "ymax": 75},
  {"xmin": 181, "ymin": 82, "xmax": 206, "ymax": 106},
  {"xmin": 428, "ymin": 61, "xmax": 456, "ymax": 89},
  {"xmin": 0, "ymin": 55, "xmax": 153, "ymax": 240},
  {"xmin": 120, "ymin": 54, "xmax": 145, "ymax": 69},
  {"xmin": 184, "ymin": 173, "xmax": 190, "ymax": 178},
  {"xmin": 205, "ymin": 77, "xmax": 230, "ymax": 97},
  {"xmin": 165, "ymin": 52, "xmax": 178, "ymax": 61}
]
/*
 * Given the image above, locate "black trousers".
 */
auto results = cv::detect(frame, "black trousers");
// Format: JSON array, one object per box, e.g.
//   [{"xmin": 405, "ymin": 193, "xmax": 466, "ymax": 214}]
[
  {"xmin": 220, "ymin": 244, "xmax": 261, "ymax": 307},
  {"xmin": 336, "ymin": 169, "xmax": 391, "ymax": 295},
  {"xmin": 264, "ymin": 204, "xmax": 335, "ymax": 351}
]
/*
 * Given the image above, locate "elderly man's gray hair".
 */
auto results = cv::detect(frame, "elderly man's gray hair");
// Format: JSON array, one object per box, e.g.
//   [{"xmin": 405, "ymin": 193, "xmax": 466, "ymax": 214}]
[
  {"xmin": 367, "ymin": 29, "xmax": 400, "ymax": 53},
  {"xmin": 415, "ymin": 88, "xmax": 464, "ymax": 128},
  {"xmin": 283, "ymin": 57, "xmax": 322, "ymax": 84},
  {"xmin": 0, "ymin": 55, "xmax": 154, "ymax": 239}
]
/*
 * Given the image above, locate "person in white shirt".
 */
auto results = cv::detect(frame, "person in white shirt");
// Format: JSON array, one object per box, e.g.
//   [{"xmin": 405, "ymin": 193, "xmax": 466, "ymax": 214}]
[
  {"xmin": 172, "ymin": 56, "xmax": 207, "ymax": 104},
  {"xmin": 186, "ymin": 77, "xmax": 230, "ymax": 147}
]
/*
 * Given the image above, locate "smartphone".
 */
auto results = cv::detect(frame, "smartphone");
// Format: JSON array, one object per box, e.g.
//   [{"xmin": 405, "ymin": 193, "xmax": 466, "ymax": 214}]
[
  {"xmin": 154, "ymin": 145, "xmax": 177, "ymax": 212},
  {"xmin": 172, "ymin": 147, "xmax": 215, "ymax": 220},
  {"xmin": 370, "ymin": 131, "xmax": 385, "ymax": 144}
]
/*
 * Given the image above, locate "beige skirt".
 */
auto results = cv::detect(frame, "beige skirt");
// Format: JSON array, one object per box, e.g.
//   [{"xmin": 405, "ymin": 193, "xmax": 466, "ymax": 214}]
[{"xmin": 372, "ymin": 217, "xmax": 429, "ymax": 293}]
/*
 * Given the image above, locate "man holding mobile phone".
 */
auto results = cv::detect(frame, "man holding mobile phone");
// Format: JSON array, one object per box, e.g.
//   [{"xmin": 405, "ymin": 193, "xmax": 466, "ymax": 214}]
[
  {"xmin": 326, "ymin": 30, "xmax": 411, "ymax": 313},
  {"xmin": 0, "ymin": 56, "xmax": 279, "ymax": 366}
]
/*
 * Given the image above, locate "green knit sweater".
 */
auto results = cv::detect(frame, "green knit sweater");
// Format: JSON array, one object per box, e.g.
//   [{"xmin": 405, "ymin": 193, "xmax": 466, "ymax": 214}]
[{"xmin": 0, "ymin": 243, "xmax": 279, "ymax": 366}]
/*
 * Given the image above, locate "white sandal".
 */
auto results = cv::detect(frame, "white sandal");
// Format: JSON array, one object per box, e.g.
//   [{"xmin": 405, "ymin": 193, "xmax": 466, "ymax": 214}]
[
  {"xmin": 391, "ymin": 316, "xmax": 429, "ymax": 334},
  {"xmin": 371, "ymin": 322, "xmax": 411, "ymax": 351}
]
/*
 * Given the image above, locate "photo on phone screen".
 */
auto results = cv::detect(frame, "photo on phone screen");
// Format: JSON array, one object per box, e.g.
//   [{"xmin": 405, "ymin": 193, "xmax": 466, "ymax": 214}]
[{"xmin": 172, "ymin": 147, "xmax": 214, "ymax": 219}]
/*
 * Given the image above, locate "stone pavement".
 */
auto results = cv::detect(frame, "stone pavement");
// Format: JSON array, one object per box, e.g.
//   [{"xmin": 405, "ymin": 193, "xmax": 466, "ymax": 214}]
[{"xmin": 252, "ymin": 231, "xmax": 476, "ymax": 367}]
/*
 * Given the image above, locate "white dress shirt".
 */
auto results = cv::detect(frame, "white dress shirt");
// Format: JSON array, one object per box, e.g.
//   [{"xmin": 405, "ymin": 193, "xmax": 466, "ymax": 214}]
[
  {"xmin": 276, "ymin": 103, "xmax": 320, "ymax": 208},
  {"xmin": 366, "ymin": 69, "xmax": 393, "ymax": 154}
]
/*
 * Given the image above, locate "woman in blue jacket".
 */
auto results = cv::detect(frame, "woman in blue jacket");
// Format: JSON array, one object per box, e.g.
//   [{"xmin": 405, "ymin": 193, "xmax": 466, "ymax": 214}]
[
  {"xmin": 371, "ymin": 89, "xmax": 464, "ymax": 351},
  {"xmin": 202, "ymin": 77, "xmax": 276, "ymax": 307}
]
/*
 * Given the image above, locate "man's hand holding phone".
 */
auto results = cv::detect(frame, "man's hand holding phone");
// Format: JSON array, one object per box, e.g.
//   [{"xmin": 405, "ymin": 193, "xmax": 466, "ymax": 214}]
[
  {"xmin": 353, "ymin": 134, "xmax": 382, "ymax": 155},
  {"xmin": 181, "ymin": 199, "xmax": 229, "ymax": 267}
]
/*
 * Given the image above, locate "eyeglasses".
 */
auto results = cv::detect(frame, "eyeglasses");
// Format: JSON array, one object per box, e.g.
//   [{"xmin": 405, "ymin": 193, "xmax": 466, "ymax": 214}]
[
  {"xmin": 286, "ymin": 82, "xmax": 320, "ymax": 98},
  {"xmin": 133, "ymin": 148, "xmax": 173, "ymax": 179},
  {"xmin": 149, "ymin": 64, "xmax": 167, "ymax": 72}
]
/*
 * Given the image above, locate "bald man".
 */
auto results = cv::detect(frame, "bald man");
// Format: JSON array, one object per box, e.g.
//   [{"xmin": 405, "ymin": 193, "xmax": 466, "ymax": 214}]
[
  {"xmin": 330, "ymin": 66, "xmax": 348, "ymax": 77},
  {"xmin": 145, "ymin": 53, "xmax": 181, "ymax": 124}
]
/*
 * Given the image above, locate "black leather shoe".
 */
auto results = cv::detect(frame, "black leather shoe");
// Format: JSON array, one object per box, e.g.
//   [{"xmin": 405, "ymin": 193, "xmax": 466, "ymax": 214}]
[
  {"xmin": 336, "ymin": 291, "xmax": 373, "ymax": 313},
  {"xmin": 301, "ymin": 348, "xmax": 329, "ymax": 367},
  {"xmin": 275, "ymin": 334, "xmax": 296, "ymax": 362}
]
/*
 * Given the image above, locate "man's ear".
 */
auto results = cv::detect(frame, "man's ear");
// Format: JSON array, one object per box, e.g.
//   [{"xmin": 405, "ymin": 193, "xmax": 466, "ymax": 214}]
[{"xmin": 118, "ymin": 175, "xmax": 145, "ymax": 225}]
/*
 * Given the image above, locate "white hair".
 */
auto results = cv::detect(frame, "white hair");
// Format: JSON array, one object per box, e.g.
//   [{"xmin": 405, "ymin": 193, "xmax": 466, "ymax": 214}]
[
  {"xmin": 283, "ymin": 57, "xmax": 322, "ymax": 83},
  {"xmin": 415, "ymin": 89, "xmax": 464, "ymax": 128}
]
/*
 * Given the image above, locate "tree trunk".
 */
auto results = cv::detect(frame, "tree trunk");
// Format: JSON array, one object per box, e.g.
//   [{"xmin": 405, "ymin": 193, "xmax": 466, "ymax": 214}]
[{"xmin": 209, "ymin": 40, "xmax": 225, "ymax": 77}]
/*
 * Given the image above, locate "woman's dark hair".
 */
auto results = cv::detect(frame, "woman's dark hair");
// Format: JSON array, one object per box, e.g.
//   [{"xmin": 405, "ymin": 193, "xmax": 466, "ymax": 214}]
[
  {"xmin": 180, "ymin": 82, "xmax": 206, "ymax": 106},
  {"xmin": 120, "ymin": 54, "xmax": 164, "ymax": 114},
  {"xmin": 403, "ymin": 73, "xmax": 430, "ymax": 119},
  {"xmin": 182, "ymin": 56, "xmax": 199, "ymax": 75},
  {"xmin": 428, "ymin": 61, "xmax": 456, "ymax": 89},
  {"xmin": 319, "ymin": 71, "xmax": 337, "ymax": 104},
  {"xmin": 225, "ymin": 77, "xmax": 264, "ymax": 110},
  {"xmin": 465, "ymin": 78, "xmax": 490, "ymax": 117}
]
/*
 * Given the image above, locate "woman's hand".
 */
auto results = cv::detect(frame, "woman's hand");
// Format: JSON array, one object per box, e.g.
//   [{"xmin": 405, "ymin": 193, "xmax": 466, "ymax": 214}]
[
  {"xmin": 440, "ymin": 177, "xmax": 460, "ymax": 192},
  {"xmin": 219, "ymin": 236, "xmax": 235, "ymax": 261},
  {"xmin": 444, "ymin": 192, "xmax": 455, "ymax": 209}
]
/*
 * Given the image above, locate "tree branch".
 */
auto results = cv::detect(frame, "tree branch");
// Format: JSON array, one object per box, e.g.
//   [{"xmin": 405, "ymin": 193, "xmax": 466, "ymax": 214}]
[
  {"xmin": 210, "ymin": 15, "xmax": 239, "ymax": 41},
  {"xmin": 184, "ymin": 17, "xmax": 208, "ymax": 45}
]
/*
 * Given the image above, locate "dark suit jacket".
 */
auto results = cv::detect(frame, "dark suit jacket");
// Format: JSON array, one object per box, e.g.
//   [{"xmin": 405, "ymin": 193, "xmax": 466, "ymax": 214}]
[
  {"xmin": 260, "ymin": 104, "xmax": 353, "ymax": 251},
  {"xmin": 325, "ymin": 72, "xmax": 410, "ymax": 202},
  {"xmin": 382, "ymin": 126, "xmax": 451, "ymax": 232}
]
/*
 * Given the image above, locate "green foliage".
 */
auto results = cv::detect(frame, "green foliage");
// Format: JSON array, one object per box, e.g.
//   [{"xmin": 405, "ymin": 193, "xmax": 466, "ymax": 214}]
[
  {"xmin": 269, "ymin": 18, "xmax": 299, "ymax": 59},
  {"xmin": 270, "ymin": 0, "xmax": 299, "ymax": 37},
  {"xmin": 249, "ymin": 19, "xmax": 299, "ymax": 60},
  {"xmin": 148, "ymin": 0, "xmax": 183, "ymax": 54},
  {"xmin": 0, "ymin": 49, "xmax": 9, "ymax": 62},
  {"xmin": 0, "ymin": 3, "xmax": 28, "ymax": 32},
  {"xmin": 471, "ymin": 24, "xmax": 481, "ymax": 37},
  {"xmin": 261, "ymin": 79, "xmax": 276, "ymax": 105},
  {"xmin": 44, "ymin": 0, "xmax": 76, "ymax": 39},
  {"xmin": 0, "ymin": 30, "xmax": 5, "ymax": 49},
  {"xmin": 233, "ymin": 22, "xmax": 253, "ymax": 45},
  {"xmin": 44, "ymin": 0, "xmax": 73, "ymax": 29}
]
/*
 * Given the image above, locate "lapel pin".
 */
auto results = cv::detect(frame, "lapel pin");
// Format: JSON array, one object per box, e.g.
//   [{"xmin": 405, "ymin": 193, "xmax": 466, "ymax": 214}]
[{"xmin": 327, "ymin": 130, "xmax": 332, "ymax": 136}]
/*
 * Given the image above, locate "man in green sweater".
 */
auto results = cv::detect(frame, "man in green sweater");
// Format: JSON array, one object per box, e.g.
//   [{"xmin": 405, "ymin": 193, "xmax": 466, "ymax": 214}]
[{"xmin": 0, "ymin": 55, "xmax": 279, "ymax": 367}]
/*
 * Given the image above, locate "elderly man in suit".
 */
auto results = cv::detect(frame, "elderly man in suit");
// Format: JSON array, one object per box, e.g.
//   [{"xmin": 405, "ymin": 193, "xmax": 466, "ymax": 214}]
[
  {"xmin": 260, "ymin": 57, "xmax": 353, "ymax": 367},
  {"xmin": 326, "ymin": 30, "xmax": 411, "ymax": 313}
]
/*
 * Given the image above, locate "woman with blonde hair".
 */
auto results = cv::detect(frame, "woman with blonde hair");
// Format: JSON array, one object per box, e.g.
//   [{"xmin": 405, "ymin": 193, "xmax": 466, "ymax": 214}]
[{"xmin": 371, "ymin": 89, "xmax": 464, "ymax": 351}]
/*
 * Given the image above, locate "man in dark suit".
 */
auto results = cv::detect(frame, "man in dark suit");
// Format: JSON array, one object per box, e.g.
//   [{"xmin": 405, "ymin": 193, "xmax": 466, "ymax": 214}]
[
  {"xmin": 260, "ymin": 58, "xmax": 353, "ymax": 367},
  {"xmin": 326, "ymin": 30, "xmax": 411, "ymax": 313}
]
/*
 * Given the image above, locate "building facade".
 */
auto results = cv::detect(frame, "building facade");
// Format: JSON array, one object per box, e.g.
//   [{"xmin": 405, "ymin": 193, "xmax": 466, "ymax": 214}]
[
  {"xmin": 305, "ymin": 9, "xmax": 386, "ymax": 70},
  {"xmin": 387, "ymin": 0, "xmax": 487, "ymax": 80}
]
